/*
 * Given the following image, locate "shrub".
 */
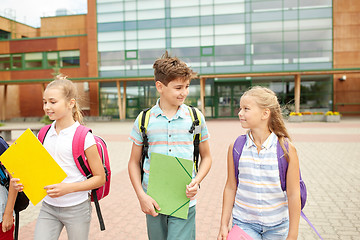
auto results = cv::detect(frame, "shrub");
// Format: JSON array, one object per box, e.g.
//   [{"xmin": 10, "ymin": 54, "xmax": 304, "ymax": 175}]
[
  {"xmin": 325, "ymin": 111, "xmax": 340, "ymax": 116},
  {"xmin": 301, "ymin": 112, "xmax": 312, "ymax": 115},
  {"xmin": 40, "ymin": 115, "xmax": 54, "ymax": 125}
]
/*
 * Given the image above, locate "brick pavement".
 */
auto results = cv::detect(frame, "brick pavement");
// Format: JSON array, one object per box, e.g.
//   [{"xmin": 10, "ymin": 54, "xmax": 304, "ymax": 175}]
[{"xmin": 6, "ymin": 118, "xmax": 360, "ymax": 239}]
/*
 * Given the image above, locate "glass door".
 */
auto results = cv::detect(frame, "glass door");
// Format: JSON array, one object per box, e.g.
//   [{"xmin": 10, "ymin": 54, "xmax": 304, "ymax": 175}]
[
  {"xmin": 217, "ymin": 85, "xmax": 232, "ymax": 117},
  {"xmin": 215, "ymin": 82, "xmax": 250, "ymax": 118}
]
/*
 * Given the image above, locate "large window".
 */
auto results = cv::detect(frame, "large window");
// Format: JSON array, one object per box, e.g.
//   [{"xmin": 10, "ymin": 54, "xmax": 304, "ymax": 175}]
[
  {"xmin": 0, "ymin": 55, "xmax": 11, "ymax": 70},
  {"xmin": 98, "ymin": 0, "xmax": 332, "ymax": 77},
  {"xmin": 60, "ymin": 50, "xmax": 80, "ymax": 67},
  {"xmin": 96, "ymin": 0, "xmax": 334, "ymax": 118},
  {"xmin": 0, "ymin": 50, "xmax": 80, "ymax": 71},
  {"xmin": 47, "ymin": 52, "xmax": 59, "ymax": 67},
  {"xmin": 12, "ymin": 54, "xmax": 22, "ymax": 69},
  {"xmin": 25, "ymin": 52, "xmax": 43, "ymax": 69}
]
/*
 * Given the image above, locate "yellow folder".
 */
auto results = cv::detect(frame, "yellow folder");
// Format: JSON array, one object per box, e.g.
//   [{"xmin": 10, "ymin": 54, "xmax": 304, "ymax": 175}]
[
  {"xmin": 147, "ymin": 152, "xmax": 193, "ymax": 219},
  {"xmin": 0, "ymin": 128, "xmax": 67, "ymax": 206}
]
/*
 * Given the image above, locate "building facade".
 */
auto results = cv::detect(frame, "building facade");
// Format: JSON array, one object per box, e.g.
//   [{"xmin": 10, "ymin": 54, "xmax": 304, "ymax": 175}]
[
  {"xmin": 0, "ymin": 11, "xmax": 99, "ymax": 120},
  {"xmin": 96, "ymin": 0, "xmax": 359, "ymax": 118},
  {"xmin": 1, "ymin": 0, "xmax": 359, "ymax": 120}
]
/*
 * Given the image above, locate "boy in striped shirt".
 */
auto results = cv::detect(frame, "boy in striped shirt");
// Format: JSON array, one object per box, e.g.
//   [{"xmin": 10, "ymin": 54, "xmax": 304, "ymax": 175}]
[{"xmin": 128, "ymin": 51, "xmax": 212, "ymax": 240}]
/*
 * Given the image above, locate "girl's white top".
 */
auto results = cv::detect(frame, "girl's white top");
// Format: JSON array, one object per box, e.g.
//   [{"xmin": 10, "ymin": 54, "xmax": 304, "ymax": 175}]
[
  {"xmin": 232, "ymin": 132, "xmax": 289, "ymax": 226},
  {"xmin": 42, "ymin": 121, "xmax": 96, "ymax": 207}
]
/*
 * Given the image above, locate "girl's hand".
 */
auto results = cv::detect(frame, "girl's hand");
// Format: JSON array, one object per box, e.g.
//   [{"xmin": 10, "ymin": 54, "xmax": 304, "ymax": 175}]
[
  {"xmin": 217, "ymin": 225, "xmax": 229, "ymax": 240},
  {"xmin": 10, "ymin": 178, "xmax": 23, "ymax": 192},
  {"xmin": 1, "ymin": 212, "xmax": 13, "ymax": 233},
  {"xmin": 186, "ymin": 179, "xmax": 199, "ymax": 199},
  {"xmin": 139, "ymin": 193, "xmax": 160, "ymax": 217},
  {"xmin": 44, "ymin": 183, "xmax": 70, "ymax": 198}
]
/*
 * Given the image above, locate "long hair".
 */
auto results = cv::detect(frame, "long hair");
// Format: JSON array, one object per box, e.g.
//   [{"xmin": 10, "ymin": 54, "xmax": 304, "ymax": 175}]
[
  {"xmin": 242, "ymin": 86, "xmax": 291, "ymax": 158},
  {"xmin": 45, "ymin": 74, "xmax": 83, "ymax": 124}
]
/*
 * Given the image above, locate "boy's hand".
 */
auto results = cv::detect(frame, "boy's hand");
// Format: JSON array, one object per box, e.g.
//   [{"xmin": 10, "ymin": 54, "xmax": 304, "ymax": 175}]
[
  {"xmin": 10, "ymin": 178, "xmax": 23, "ymax": 192},
  {"xmin": 44, "ymin": 183, "xmax": 70, "ymax": 198},
  {"xmin": 139, "ymin": 193, "xmax": 161, "ymax": 217},
  {"xmin": 186, "ymin": 179, "xmax": 199, "ymax": 199},
  {"xmin": 2, "ymin": 212, "xmax": 14, "ymax": 233}
]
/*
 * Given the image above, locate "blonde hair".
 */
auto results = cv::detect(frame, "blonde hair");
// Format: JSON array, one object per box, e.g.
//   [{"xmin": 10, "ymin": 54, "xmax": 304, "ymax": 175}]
[
  {"xmin": 46, "ymin": 74, "xmax": 83, "ymax": 124},
  {"xmin": 242, "ymin": 86, "xmax": 290, "ymax": 158},
  {"xmin": 153, "ymin": 51, "xmax": 197, "ymax": 86}
]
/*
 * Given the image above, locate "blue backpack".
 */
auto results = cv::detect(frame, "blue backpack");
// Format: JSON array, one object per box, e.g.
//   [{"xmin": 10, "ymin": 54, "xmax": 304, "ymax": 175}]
[{"xmin": 232, "ymin": 135, "xmax": 323, "ymax": 239}]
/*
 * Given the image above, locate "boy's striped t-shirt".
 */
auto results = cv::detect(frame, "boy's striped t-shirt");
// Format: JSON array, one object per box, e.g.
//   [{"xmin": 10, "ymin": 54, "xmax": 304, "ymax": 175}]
[
  {"xmin": 129, "ymin": 99, "xmax": 210, "ymax": 207},
  {"xmin": 232, "ymin": 132, "xmax": 289, "ymax": 226}
]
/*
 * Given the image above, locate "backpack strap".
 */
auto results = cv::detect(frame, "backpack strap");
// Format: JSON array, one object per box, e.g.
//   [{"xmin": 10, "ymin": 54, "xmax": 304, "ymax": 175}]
[
  {"xmin": 277, "ymin": 140, "xmax": 323, "ymax": 239},
  {"xmin": 0, "ymin": 137, "xmax": 9, "ymax": 188},
  {"xmin": 72, "ymin": 125, "xmax": 93, "ymax": 179},
  {"xmin": 188, "ymin": 106, "xmax": 201, "ymax": 173},
  {"xmin": 277, "ymin": 140, "xmax": 308, "ymax": 208},
  {"xmin": 38, "ymin": 124, "xmax": 52, "ymax": 144},
  {"xmin": 301, "ymin": 212, "xmax": 324, "ymax": 239},
  {"xmin": 73, "ymin": 125, "xmax": 106, "ymax": 231},
  {"xmin": 232, "ymin": 135, "xmax": 247, "ymax": 186},
  {"xmin": 0, "ymin": 164, "xmax": 9, "ymax": 189},
  {"xmin": 276, "ymin": 140, "xmax": 288, "ymax": 192},
  {"xmin": 139, "ymin": 108, "xmax": 151, "ymax": 183}
]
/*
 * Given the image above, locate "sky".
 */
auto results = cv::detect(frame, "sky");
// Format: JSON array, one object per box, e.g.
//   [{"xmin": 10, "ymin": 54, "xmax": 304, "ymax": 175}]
[{"xmin": 1, "ymin": 0, "xmax": 87, "ymax": 27}]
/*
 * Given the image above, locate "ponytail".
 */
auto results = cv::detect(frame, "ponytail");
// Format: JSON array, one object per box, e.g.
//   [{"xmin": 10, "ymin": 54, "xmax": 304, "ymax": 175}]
[{"xmin": 73, "ymin": 101, "xmax": 84, "ymax": 124}]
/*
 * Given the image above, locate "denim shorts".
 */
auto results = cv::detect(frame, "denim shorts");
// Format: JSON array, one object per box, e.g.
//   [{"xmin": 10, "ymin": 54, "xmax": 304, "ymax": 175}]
[{"xmin": 232, "ymin": 218, "xmax": 289, "ymax": 240}]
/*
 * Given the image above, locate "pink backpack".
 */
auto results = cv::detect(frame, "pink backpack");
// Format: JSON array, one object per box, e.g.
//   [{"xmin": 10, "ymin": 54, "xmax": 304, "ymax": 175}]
[{"xmin": 38, "ymin": 124, "xmax": 111, "ymax": 231}]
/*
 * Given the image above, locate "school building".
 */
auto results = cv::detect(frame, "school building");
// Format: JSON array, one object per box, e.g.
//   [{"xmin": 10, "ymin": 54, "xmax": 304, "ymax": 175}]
[
  {"xmin": 0, "ymin": 7, "xmax": 99, "ymax": 120},
  {"xmin": 1, "ymin": 0, "xmax": 360, "ymax": 120}
]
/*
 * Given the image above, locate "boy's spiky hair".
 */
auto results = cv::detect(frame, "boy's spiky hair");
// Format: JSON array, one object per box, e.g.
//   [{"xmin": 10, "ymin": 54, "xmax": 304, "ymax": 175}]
[{"xmin": 153, "ymin": 51, "xmax": 197, "ymax": 85}]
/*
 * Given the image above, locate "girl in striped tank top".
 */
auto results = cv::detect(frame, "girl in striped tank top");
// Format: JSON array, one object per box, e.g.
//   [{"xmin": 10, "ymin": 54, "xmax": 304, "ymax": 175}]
[{"xmin": 218, "ymin": 86, "xmax": 301, "ymax": 240}]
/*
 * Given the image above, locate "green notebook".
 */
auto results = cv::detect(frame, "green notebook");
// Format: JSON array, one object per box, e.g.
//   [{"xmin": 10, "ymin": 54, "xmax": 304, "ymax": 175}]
[{"xmin": 147, "ymin": 152, "xmax": 193, "ymax": 219}]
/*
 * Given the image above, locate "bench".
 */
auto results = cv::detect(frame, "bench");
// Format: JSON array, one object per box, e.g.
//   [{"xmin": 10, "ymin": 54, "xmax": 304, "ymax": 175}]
[{"xmin": 0, "ymin": 127, "xmax": 42, "ymax": 141}]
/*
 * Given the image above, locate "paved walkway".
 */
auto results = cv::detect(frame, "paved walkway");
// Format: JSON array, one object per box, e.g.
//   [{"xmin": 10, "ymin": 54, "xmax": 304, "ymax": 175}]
[{"xmin": 4, "ymin": 117, "xmax": 360, "ymax": 239}]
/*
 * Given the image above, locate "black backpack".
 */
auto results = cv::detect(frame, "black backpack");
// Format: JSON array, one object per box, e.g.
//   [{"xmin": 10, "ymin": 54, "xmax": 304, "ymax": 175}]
[{"xmin": 0, "ymin": 136, "xmax": 29, "ymax": 240}]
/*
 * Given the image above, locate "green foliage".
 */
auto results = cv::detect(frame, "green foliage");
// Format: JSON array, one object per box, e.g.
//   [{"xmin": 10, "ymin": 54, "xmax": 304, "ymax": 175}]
[{"xmin": 40, "ymin": 115, "xmax": 54, "ymax": 125}]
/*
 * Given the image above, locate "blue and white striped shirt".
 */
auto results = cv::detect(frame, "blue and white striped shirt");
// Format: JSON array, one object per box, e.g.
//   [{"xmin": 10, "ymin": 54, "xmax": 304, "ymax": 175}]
[
  {"xmin": 232, "ymin": 132, "xmax": 289, "ymax": 226},
  {"xmin": 130, "ymin": 99, "xmax": 210, "ymax": 207}
]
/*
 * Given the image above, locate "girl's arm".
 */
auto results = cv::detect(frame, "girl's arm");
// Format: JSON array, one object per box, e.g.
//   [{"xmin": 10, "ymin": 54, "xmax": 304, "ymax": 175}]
[
  {"xmin": 186, "ymin": 139, "xmax": 212, "ymax": 198},
  {"xmin": 128, "ymin": 142, "xmax": 160, "ymax": 217},
  {"xmin": 286, "ymin": 142, "xmax": 301, "ymax": 240},
  {"xmin": 45, "ymin": 144, "xmax": 106, "ymax": 197},
  {"xmin": 217, "ymin": 143, "xmax": 237, "ymax": 240},
  {"xmin": 2, "ymin": 175, "xmax": 17, "ymax": 232}
]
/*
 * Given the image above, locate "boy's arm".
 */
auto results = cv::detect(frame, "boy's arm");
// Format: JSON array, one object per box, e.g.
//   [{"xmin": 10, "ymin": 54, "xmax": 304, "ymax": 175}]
[
  {"xmin": 186, "ymin": 139, "xmax": 212, "ymax": 198},
  {"xmin": 3, "ymin": 174, "xmax": 17, "ymax": 232},
  {"xmin": 128, "ymin": 142, "xmax": 160, "ymax": 217},
  {"xmin": 286, "ymin": 142, "xmax": 301, "ymax": 240},
  {"xmin": 195, "ymin": 139, "xmax": 212, "ymax": 183}
]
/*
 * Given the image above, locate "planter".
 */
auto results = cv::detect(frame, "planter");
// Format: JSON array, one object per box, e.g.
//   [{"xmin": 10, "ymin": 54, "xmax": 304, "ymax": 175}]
[
  {"xmin": 302, "ymin": 115, "xmax": 325, "ymax": 122},
  {"xmin": 288, "ymin": 115, "xmax": 303, "ymax": 122},
  {"xmin": 326, "ymin": 115, "xmax": 340, "ymax": 122}
]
